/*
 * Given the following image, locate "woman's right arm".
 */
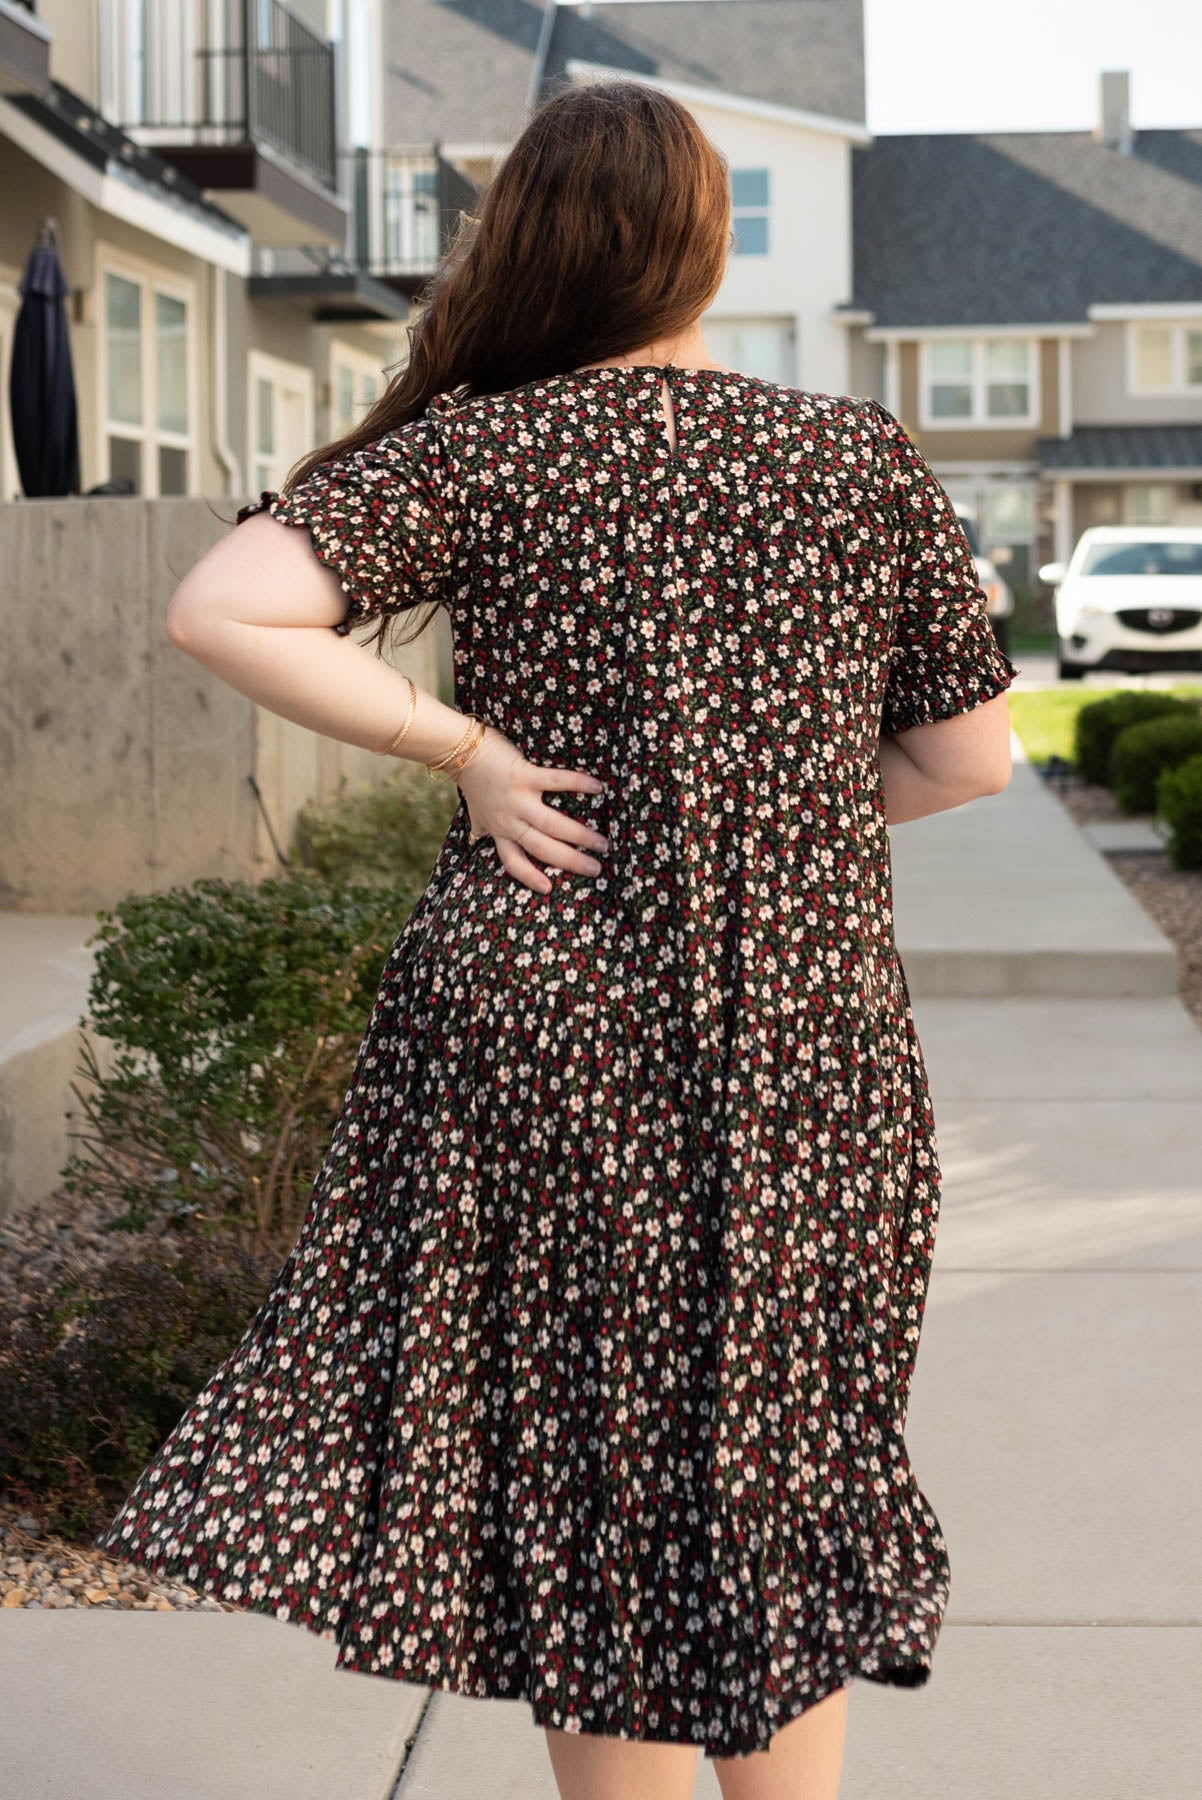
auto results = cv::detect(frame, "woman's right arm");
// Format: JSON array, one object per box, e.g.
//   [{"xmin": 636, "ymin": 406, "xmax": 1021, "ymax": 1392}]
[{"xmin": 876, "ymin": 689, "xmax": 1013, "ymax": 825}]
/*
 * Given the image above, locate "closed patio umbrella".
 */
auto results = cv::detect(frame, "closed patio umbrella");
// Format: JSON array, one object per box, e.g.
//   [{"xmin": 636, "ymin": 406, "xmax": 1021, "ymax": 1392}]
[{"xmin": 9, "ymin": 216, "xmax": 80, "ymax": 499}]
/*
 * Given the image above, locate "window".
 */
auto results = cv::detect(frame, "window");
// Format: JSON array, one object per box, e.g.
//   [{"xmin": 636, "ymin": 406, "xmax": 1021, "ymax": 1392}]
[
  {"xmin": 920, "ymin": 336, "xmax": 1037, "ymax": 427},
  {"xmin": 382, "ymin": 159, "xmax": 440, "ymax": 270},
  {"xmin": 330, "ymin": 343, "xmax": 384, "ymax": 437},
  {"xmin": 703, "ymin": 318, "xmax": 795, "ymax": 384},
  {"xmin": 248, "ymin": 350, "xmax": 313, "ymax": 493},
  {"xmin": 1129, "ymin": 321, "xmax": 1202, "ymax": 394},
  {"xmin": 730, "ymin": 168, "xmax": 770, "ymax": 256},
  {"xmin": 102, "ymin": 262, "xmax": 193, "ymax": 493},
  {"xmin": 1125, "ymin": 484, "xmax": 1176, "ymax": 527},
  {"xmin": 946, "ymin": 479, "xmax": 1038, "ymax": 588}
]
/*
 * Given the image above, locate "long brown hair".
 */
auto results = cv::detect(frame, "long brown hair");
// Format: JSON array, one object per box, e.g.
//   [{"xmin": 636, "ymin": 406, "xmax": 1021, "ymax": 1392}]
[{"xmin": 281, "ymin": 77, "xmax": 732, "ymax": 641}]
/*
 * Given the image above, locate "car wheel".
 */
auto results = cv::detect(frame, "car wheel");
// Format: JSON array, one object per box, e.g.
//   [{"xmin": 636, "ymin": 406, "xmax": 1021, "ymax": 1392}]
[{"xmin": 1056, "ymin": 643, "xmax": 1088, "ymax": 681}]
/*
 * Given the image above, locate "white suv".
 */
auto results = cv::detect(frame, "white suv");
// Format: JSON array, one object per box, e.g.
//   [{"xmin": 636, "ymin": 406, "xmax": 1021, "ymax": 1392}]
[{"xmin": 1040, "ymin": 527, "xmax": 1202, "ymax": 680}]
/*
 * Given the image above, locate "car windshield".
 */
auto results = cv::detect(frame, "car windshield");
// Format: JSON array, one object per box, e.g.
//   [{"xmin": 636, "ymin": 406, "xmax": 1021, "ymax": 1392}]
[{"xmin": 1079, "ymin": 540, "xmax": 1202, "ymax": 577}]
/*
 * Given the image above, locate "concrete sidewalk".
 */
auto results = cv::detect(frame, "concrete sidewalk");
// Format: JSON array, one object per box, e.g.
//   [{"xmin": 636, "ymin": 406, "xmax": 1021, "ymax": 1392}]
[{"xmin": 3, "ymin": 739, "xmax": 1200, "ymax": 1798}]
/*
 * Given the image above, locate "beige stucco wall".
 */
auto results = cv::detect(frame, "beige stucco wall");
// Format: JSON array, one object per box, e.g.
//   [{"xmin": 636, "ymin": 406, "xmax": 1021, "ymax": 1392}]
[
  {"xmin": 897, "ymin": 336, "xmax": 1060, "ymax": 460},
  {"xmin": 35, "ymin": 0, "xmax": 101, "ymax": 106},
  {"xmin": 224, "ymin": 284, "xmax": 405, "ymax": 492},
  {"xmin": 844, "ymin": 330, "xmax": 885, "ymax": 402},
  {"xmin": 0, "ymin": 495, "xmax": 440, "ymax": 915},
  {"xmin": 1073, "ymin": 319, "xmax": 1202, "ymax": 426}
]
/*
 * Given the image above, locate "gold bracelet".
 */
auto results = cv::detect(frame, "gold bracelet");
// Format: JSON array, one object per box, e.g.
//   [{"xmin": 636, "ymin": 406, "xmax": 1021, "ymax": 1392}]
[
  {"xmin": 426, "ymin": 715, "xmax": 487, "ymax": 782},
  {"xmin": 455, "ymin": 724, "xmax": 490, "ymax": 775},
  {"xmin": 373, "ymin": 677, "xmax": 417, "ymax": 756},
  {"xmin": 426, "ymin": 714, "xmax": 482, "ymax": 775},
  {"xmin": 428, "ymin": 718, "xmax": 486, "ymax": 781},
  {"xmin": 426, "ymin": 714, "xmax": 478, "ymax": 768}
]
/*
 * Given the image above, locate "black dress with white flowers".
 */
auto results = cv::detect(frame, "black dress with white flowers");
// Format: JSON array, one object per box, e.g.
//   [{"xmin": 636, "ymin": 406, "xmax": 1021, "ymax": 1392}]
[{"xmin": 92, "ymin": 365, "xmax": 1018, "ymax": 1758}]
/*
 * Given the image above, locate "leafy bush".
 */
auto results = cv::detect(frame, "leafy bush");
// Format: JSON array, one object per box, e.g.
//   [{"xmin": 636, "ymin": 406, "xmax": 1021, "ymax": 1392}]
[
  {"xmin": 1110, "ymin": 713, "xmax": 1202, "ymax": 815},
  {"xmin": 1073, "ymin": 691, "xmax": 1200, "ymax": 786},
  {"xmin": 295, "ymin": 762, "xmax": 457, "ymax": 890},
  {"xmin": 1156, "ymin": 751, "xmax": 1202, "ymax": 870},
  {"xmin": 0, "ymin": 1230, "xmax": 280, "ymax": 1541},
  {"xmin": 62, "ymin": 871, "xmax": 412, "ymax": 1249}
]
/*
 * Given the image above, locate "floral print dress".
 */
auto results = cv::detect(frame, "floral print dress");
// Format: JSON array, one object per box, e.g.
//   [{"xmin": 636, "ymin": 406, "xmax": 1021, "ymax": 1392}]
[{"xmin": 92, "ymin": 364, "xmax": 1018, "ymax": 1758}]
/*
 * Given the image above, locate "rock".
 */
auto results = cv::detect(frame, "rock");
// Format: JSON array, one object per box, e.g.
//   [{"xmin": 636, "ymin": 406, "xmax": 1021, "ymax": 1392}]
[{"xmin": 2, "ymin": 1587, "xmax": 29, "ymax": 1607}]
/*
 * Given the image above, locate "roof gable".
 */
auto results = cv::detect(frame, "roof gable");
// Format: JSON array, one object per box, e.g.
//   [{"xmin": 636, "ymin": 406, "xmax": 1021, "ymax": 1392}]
[
  {"xmin": 383, "ymin": 0, "xmax": 865, "ymax": 146},
  {"xmin": 850, "ymin": 128, "xmax": 1202, "ymax": 329}
]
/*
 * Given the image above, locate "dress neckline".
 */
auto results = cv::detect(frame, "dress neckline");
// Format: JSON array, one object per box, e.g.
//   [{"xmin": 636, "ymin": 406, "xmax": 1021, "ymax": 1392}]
[{"xmin": 563, "ymin": 363, "xmax": 747, "ymax": 379}]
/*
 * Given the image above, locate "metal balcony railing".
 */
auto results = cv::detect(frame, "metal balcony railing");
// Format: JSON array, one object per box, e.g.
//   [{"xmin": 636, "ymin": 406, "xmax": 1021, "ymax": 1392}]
[
  {"xmin": 101, "ymin": 0, "xmax": 337, "ymax": 193},
  {"xmin": 343, "ymin": 146, "xmax": 478, "ymax": 281}
]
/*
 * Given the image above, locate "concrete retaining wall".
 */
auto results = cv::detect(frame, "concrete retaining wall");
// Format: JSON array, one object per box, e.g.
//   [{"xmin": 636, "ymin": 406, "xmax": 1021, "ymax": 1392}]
[{"xmin": 0, "ymin": 495, "xmax": 442, "ymax": 914}]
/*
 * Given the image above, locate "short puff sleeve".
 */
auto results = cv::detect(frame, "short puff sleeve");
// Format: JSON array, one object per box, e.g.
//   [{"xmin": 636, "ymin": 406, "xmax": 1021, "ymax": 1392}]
[
  {"xmin": 235, "ymin": 401, "xmax": 460, "ymax": 636},
  {"xmin": 866, "ymin": 398, "xmax": 1019, "ymax": 735}
]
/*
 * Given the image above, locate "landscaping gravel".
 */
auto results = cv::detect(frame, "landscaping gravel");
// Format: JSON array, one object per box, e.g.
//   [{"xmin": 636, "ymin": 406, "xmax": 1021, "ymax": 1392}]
[{"xmin": 0, "ymin": 1497, "xmax": 237, "ymax": 1613}]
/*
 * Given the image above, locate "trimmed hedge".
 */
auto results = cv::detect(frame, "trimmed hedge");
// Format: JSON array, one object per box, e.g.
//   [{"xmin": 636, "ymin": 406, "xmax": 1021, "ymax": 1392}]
[
  {"xmin": 62, "ymin": 871, "xmax": 410, "ymax": 1249},
  {"xmin": 1156, "ymin": 751, "xmax": 1202, "ymax": 870},
  {"xmin": 1073, "ymin": 691, "xmax": 1200, "ymax": 787},
  {"xmin": 1110, "ymin": 713, "xmax": 1202, "ymax": 815}
]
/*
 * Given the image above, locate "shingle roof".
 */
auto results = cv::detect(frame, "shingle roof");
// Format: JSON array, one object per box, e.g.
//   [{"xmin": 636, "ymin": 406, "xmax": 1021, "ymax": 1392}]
[
  {"xmin": 1037, "ymin": 425, "xmax": 1202, "ymax": 475},
  {"xmin": 848, "ymin": 129, "xmax": 1202, "ymax": 328},
  {"xmin": 383, "ymin": 0, "xmax": 865, "ymax": 148}
]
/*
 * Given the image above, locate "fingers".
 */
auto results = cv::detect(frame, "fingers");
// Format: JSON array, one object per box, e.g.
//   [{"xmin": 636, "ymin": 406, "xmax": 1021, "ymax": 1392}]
[
  {"xmin": 531, "ymin": 799, "xmax": 610, "ymax": 856},
  {"xmin": 495, "ymin": 838, "xmax": 554, "ymax": 895},
  {"xmin": 516, "ymin": 823, "xmax": 607, "ymax": 877},
  {"xmin": 537, "ymin": 766, "xmax": 607, "ymax": 794},
  {"xmin": 493, "ymin": 825, "xmax": 610, "ymax": 893}
]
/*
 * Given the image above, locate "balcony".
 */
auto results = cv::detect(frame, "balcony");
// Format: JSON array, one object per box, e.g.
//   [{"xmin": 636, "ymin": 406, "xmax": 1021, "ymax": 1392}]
[
  {"xmin": 99, "ymin": 0, "xmax": 346, "ymax": 247},
  {"xmin": 0, "ymin": 0, "xmax": 51, "ymax": 98},
  {"xmin": 248, "ymin": 145, "xmax": 479, "ymax": 321},
  {"xmin": 345, "ymin": 146, "xmax": 479, "ymax": 297}
]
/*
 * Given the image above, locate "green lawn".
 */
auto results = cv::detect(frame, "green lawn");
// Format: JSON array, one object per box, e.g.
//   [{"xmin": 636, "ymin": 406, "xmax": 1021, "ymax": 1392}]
[{"xmin": 1008, "ymin": 684, "xmax": 1202, "ymax": 765}]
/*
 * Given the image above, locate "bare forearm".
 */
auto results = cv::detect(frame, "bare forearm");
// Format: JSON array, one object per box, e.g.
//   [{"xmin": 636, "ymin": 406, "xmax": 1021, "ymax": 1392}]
[
  {"xmin": 876, "ymin": 733, "xmax": 1001, "ymax": 823},
  {"xmin": 167, "ymin": 613, "xmax": 469, "ymax": 763}
]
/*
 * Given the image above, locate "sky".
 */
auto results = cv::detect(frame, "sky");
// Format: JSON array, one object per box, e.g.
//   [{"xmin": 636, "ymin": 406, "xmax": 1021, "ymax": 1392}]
[{"xmin": 863, "ymin": 0, "xmax": 1202, "ymax": 135}]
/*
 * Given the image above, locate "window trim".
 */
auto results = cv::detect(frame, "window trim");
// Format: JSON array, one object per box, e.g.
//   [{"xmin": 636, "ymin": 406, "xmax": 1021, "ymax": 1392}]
[
  {"xmin": 1123, "ymin": 483, "xmax": 1177, "ymax": 526},
  {"xmin": 328, "ymin": 340, "xmax": 386, "ymax": 440},
  {"xmin": 917, "ymin": 334, "xmax": 1040, "ymax": 430},
  {"xmin": 0, "ymin": 280, "xmax": 19, "ymax": 499},
  {"xmin": 1126, "ymin": 320, "xmax": 1202, "ymax": 395},
  {"xmin": 97, "ymin": 246, "xmax": 197, "ymax": 496},
  {"xmin": 730, "ymin": 165, "xmax": 771, "ymax": 257},
  {"xmin": 247, "ymin": 348, "xmax": 315, "ymax": 495}
]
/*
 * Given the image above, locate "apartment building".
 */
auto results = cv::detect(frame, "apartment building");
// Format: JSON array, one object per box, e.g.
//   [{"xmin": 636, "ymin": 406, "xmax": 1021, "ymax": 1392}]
[
  {"xmin": 0, "ymin": 0, "xmax": 473, "ymax": 502},
  {"xmin": 377, "ymin": 0, "xmax": 870, "ymax": 393},
  {"xmin": 840, "ymin": 71, "xmax": 1202, "ymax": 601}
]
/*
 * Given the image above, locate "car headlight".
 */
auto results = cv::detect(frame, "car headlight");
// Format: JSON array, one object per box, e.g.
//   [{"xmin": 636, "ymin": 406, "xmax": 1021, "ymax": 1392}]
[{"xmin": 1074, "ymin": 602, "xmax": 1107, "ymax": 618}]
